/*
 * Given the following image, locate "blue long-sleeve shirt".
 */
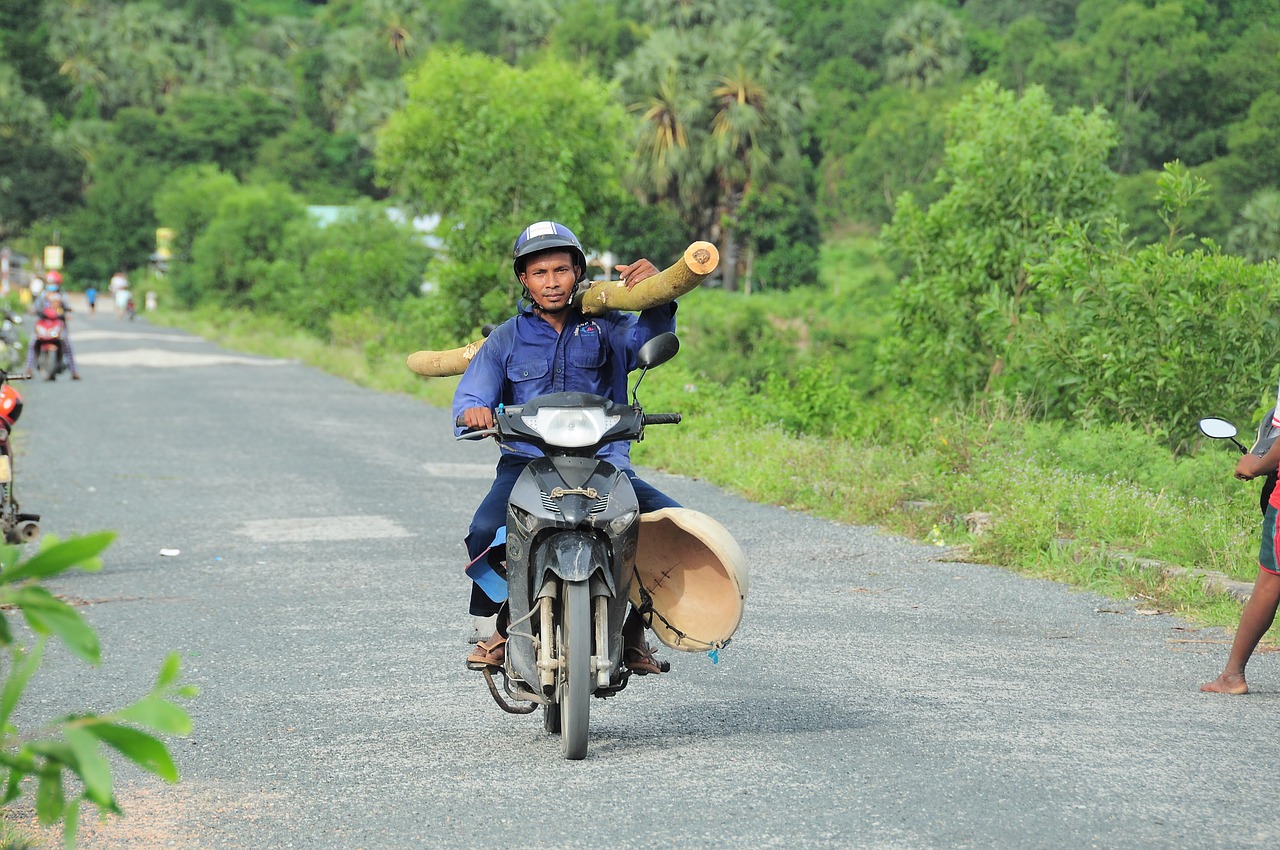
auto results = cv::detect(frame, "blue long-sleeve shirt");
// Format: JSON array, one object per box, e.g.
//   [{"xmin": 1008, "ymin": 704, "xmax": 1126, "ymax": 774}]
[{"xmin": 452, "ymin": 302, "xmax": 678, "ymax": 466}]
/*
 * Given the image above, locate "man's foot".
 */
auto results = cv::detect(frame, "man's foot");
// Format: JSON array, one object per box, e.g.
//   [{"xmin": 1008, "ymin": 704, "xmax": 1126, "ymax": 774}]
[
  {"xmin": 466, "ymin": 632, "xmax": 506, "ymax": 669},
  {"xmin": 624, "ymin": 641, "xmax": 670, "ymax": 676},
  {"xmin": 1200, "ymin": 672, "xmax": 1249, "ymax": 694}
]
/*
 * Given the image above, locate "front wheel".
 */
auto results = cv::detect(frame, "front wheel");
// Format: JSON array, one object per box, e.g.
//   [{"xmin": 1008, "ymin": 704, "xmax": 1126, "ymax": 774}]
[
  {"xmin": 36, "ymin": 348, "xmax": 56, "ymax": 381},
  {"xmin": 559, "ymin": 580, "xmax": 592, "ymax": 759}
]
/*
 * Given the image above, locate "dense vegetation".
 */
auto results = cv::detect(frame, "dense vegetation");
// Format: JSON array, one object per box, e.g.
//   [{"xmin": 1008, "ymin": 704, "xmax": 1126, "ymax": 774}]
[{"xmin": 5, "ymin": 0, "xmax": 1280, "ymax": 605}]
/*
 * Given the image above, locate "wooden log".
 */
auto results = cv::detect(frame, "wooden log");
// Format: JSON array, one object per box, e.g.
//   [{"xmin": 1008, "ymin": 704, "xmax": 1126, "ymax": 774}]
[{"xmin": 406, "ymin": 241, "xmax": 719, "ymax": 377}]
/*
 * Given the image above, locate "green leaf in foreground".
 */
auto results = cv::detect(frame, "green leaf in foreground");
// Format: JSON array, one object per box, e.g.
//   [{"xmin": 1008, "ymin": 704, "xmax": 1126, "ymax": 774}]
[
  {"xmin": 10, "ymin": 587, "xmax": 100, "ymax": 664},
  {"xmin": 86, "ymin": 723, "xmax": 179, "ymax": 783},
  {"xmin": 0, "ymin": 532, "xmax": 114, "ymax": 585}
]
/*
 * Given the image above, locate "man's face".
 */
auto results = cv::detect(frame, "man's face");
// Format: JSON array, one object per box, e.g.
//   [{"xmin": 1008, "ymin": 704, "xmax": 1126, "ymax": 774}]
[{"xmin": 520, "ymin": 250, "xmax": 578, "ymax": 312}]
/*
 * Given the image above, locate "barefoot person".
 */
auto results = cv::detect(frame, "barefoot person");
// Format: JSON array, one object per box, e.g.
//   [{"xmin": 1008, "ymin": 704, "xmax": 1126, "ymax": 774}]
[{"xmin": 1202, "ymin": 405, "xmax": 1280, "ymax": 694}]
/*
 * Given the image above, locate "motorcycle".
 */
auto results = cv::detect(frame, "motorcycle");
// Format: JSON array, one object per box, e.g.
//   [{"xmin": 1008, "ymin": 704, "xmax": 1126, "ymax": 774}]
[
  {"xmin": 456, "ymin": 332, "xmax": 745, "ymax": 759},
  {"xmin": 32, "ymin": 304, "xmax": 68, "ymax": 381},
  {"xmin": 0, "ymin": 371, "xmax": 40, "ymax": 545},
  {"xmin": 0, "ymin": 311, "xmax": 23, "ymax": 372},
  {"xmin": 1199, "ymin": 409, "xmax": 1280, "ymax": 513}
]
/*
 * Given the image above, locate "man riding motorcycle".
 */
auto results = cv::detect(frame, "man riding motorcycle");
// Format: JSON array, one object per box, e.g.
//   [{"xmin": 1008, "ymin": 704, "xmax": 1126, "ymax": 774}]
[{"xmin": 453, "ymin": 220, "xmax": 678, "ymax": 675}]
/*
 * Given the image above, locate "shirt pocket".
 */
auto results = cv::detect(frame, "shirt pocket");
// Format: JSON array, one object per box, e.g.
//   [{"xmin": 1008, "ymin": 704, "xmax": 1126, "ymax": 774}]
[
  {"xmin": 506, "ymin": 358, "xmax": 549, "ymax": 384},
  {"xmin": 567, "ymin": 330, "xmax": 607, "ymax": 369}
]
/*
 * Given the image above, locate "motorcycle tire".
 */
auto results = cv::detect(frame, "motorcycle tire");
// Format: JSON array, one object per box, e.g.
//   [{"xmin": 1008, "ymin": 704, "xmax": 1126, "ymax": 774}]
[
  {"xmin": 36, "ymin": 349, "xmax": 56, "ymax": 381},
  {"xmin": 560, "ymin": 580, "xmax": 592, "ymax": 760}
]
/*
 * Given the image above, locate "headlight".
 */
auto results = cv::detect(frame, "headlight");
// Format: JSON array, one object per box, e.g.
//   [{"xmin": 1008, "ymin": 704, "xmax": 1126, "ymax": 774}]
[{"xmin": 521, "ymin": 407, "xmax": 619, "ymax": 448}]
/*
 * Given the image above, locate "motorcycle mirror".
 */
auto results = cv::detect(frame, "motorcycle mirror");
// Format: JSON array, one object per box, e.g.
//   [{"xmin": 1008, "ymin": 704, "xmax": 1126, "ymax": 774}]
[
  {"xmin": 631, "ymin": 333, "xmax": 680, "ymax": 405},
  {"xmin": 636, "ymin": 333, "xmax": 679, "ymax": 370},
  {"xmin": 1198, "ymin": 417, "xmax": 1239, "ymax": 440},
  {"xmin": 480, "ymin": 323, "xmax": 497, "ymax": 339}
]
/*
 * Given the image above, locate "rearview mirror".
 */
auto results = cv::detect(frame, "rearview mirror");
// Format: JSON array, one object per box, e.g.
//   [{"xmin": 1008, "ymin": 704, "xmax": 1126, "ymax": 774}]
[
  {"xmin": 636, "ymin": 332, "xmax": 679, "ymax": 370},
  {"xmin": 1198, "ymin": 417, "xmax": 1238, "ymax": 440}
]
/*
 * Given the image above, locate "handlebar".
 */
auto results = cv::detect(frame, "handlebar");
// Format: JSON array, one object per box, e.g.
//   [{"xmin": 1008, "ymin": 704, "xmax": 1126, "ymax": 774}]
[{"xmin": 643, "ymin": 413, "xmax": 682, "ymax": 425}]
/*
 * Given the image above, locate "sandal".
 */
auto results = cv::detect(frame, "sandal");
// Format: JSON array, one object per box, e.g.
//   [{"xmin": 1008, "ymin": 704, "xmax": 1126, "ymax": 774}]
[
  {"xmin": 466, "ymin": 633, "xmax": 507, "ymax": 669},
  {"xmin": 624, "ymin": 642, "xmax": 670, "ymax": 676}
]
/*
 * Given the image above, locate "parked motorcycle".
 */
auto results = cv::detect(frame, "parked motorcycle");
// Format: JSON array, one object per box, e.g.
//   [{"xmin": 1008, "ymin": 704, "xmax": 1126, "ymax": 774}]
[
  {"xmin": 1199, "ymin": 409, "xmax": 1280, "ymax": 512},
  {"xmin": 0, "ymin": 371, "xmax": 40, "ymax": 545},
  {"xmin": 457, "ymin": 332, "xmax": 746, "ymax": 759},
  {"xmin": 0, "ymin": 311, "xmax": 23, "ymax": 372},
  {"xmin": 32, "ymin": 304, "xmax": 68, "ymax": 381}
]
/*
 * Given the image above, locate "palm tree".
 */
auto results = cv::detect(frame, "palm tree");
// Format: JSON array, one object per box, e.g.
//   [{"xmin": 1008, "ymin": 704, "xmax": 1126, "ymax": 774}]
[
  {"xmin": 701, "ymin": 18, "xmax": 806, "ymax": 291},
  {"xmin": 883, "ymin": 2, "xmax": 968, "ymax": 91}
]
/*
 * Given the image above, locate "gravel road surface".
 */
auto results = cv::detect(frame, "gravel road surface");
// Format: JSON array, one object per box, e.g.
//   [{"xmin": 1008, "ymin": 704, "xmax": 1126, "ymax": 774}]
[{"xmin": 8, "ymin": 310, "xmax": 1279, "ymax": 849}]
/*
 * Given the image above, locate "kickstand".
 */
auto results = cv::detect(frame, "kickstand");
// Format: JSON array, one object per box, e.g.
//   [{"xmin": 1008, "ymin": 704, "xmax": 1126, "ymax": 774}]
[{"xmin": 481, "ymin": 668, "xmax": 538, "ymax": 714}]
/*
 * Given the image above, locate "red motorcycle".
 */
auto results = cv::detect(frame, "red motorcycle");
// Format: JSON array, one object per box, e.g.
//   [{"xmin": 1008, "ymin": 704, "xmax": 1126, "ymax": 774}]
[
  {"xmin": 33, "ymin": 305, "xmax": 68, "ymax": 381},
  {"xmin": 0, "ymin": 372, "xmax": 39, "ymax": 544}
]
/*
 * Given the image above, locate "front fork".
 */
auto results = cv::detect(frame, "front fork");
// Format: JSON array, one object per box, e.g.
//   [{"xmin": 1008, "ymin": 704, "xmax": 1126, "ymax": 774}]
[{"xmin": 535, "ymin": 581, "xmax": 615, "ymax": 695}]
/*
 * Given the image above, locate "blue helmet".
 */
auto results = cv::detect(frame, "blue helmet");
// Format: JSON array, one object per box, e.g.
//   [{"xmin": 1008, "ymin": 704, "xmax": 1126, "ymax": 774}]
[{"xmin": 512, "ymin": 221, "xmax": 587, "ymax": 284}]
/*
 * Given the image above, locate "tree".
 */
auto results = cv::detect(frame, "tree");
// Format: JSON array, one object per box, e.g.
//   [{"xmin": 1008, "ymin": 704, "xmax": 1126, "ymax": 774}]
[
  {"xmin": 1228, "ymin": 189, "xmax": 1280, "ymax": 263},
  {"xmin": 376, "ymin": 50, "xmax": 630, "ymax": 338},
  {"xmin": 152, "ymin": 164, "xmax": 241, "ymax": 307},
  {"xmin": 1026, "ymin": 166, "xmax": 1280, "ymax": 443},
  {"xmin": 618, "ymin": 14, "xmax": 811, "ymax": 291},
  {"xmin": 1076, "ymin": 0, "xmax": 1211, "ymax": 173},
  {"xmin": 878, "ymin": 82, "xmax": 1116, "ymax": 400},
  {"xmin": 882, "ymin": 2, "xmax": 968, "ymax": 92}
]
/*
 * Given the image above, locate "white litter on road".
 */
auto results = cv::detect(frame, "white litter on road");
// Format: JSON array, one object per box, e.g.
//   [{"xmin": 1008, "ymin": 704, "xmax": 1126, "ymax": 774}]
[{"xmin": 235, "ymin": 515, "xmax": 414, "ymax": 543}]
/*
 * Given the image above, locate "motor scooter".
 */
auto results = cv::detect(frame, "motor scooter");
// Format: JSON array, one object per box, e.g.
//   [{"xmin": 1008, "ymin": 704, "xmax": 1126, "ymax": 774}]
[
  {"xmin": 1199, "ymin": 409, "xmax": 1280, "ymax": 512},
  {"xmin": 456, "ymin": 332, "xmax": 746, "ymax": 759},
  {"xmin": 0, "ymin": 370, "xmax": 40, "ymax": 544},
  {"xmin": 32, "ymin": 305, "xmax": 67, "ymax": 381}
]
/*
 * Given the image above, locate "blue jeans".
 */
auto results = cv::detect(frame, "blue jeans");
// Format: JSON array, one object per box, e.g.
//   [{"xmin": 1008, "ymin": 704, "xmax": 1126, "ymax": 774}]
[{"xmin": 465, "ymin": 453, "xmax": 681, "ymax": 616}]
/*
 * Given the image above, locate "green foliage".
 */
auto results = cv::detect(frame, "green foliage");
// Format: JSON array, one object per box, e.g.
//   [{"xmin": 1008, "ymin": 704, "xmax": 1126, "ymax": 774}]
[
  {"xmin": 879, "ymin": 81, "xmax": 1116, "ymax": 401},
  {"xmin": 0, "ymin": 534, "xmax": 194, "ymax": 847},
  {"xmin": 1026, "ymin": 216, "xmax": 1280, "ymax": 448},
  {"xmin": 153, "ymin": 165, "xmax": 242, "ymax": 308},
  {"xmin": 376, "ymin": 49, "xmax": 630, "ymax": 338},
  {"xmin": 187, "ymin": 181, "xmax": 309, "ymax": 309},
  {"xmin": 817, "ymin": 84, "xmax": 955, "ymax": 226},
  {"xmin": 63, "ymin": 146, "xmax": 166, "ymax": 282},
  {"xmin": 274, "ymin": 202, "xmax": 432, "ymax": 337}
]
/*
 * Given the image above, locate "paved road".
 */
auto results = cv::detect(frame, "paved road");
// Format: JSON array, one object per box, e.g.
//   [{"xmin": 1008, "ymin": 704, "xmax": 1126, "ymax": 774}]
[{"xmin": 9, "ymin": 311, "xmax": 1280, "ymax": 849}]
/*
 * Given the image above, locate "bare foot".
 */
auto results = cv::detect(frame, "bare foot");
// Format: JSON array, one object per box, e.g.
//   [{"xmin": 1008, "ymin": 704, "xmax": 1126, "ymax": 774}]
[{"xmin": 1200, "ymin": 672, "xmax": 1249, "ymax": 694}]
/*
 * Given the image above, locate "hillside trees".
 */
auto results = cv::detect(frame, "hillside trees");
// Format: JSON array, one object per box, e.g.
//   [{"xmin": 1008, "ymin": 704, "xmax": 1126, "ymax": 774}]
[
  {"xmin": 617, "ymin": 10, "xmax": 812, "ymax": 291},
  {"xmin": 1026, "ymin": 164, "xmax": 1280, "ymax": 443},
  {"xmin": 879, "ymin": 82, "xmax": 1116, "ymax": 401},
  {"xmin": 376, "ymin": 50, "xmax": 630, "ymax": 339}
]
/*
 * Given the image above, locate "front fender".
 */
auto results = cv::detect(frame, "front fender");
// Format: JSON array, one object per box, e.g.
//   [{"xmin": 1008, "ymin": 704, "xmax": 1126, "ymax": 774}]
[{"xmin": 533, "ymin": 530, "xmax": 614, "ymax": 597}]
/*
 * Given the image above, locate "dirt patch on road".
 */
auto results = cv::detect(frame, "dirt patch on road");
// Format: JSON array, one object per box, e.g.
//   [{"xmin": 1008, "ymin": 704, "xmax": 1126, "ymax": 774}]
[{"xmin": 15, "ymin": 782, "xmax": 287, "ymax": 849}]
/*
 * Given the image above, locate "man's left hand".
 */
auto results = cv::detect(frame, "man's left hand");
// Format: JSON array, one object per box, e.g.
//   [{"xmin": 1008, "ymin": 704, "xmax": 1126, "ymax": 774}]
[{"xmin": 616, "ymin": 259, "xmax": 657, "ymax": 290}]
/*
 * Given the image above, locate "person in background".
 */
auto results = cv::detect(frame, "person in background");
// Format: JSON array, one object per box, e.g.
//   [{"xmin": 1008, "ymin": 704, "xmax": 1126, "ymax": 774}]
[
  {"xmin": 109, "ymin": 267, "xmax": 130, "ymax": 319},
  {"xmin": 1201, "ymin": 398, "xmax": 1280, "ymax": 694},
  {"xmin": 84, "ymin": 284, "xmax": 97, "ymax": 315},
  {"xmin": 25, "ymin": 273, "xmax": 81, "ymax": 380}
]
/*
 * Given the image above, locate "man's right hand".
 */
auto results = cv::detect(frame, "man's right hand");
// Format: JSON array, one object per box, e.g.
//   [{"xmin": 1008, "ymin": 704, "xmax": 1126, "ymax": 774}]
[{"xmin": 460, "ymin": 407, "xmax": 494, "ymax": 430}]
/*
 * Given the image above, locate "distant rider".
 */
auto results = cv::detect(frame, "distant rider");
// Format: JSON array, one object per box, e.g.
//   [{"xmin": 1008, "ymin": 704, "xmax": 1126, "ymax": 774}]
[{"xmin": 25, "ymin": 272, "xmax": 81, "ymax": 380}]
